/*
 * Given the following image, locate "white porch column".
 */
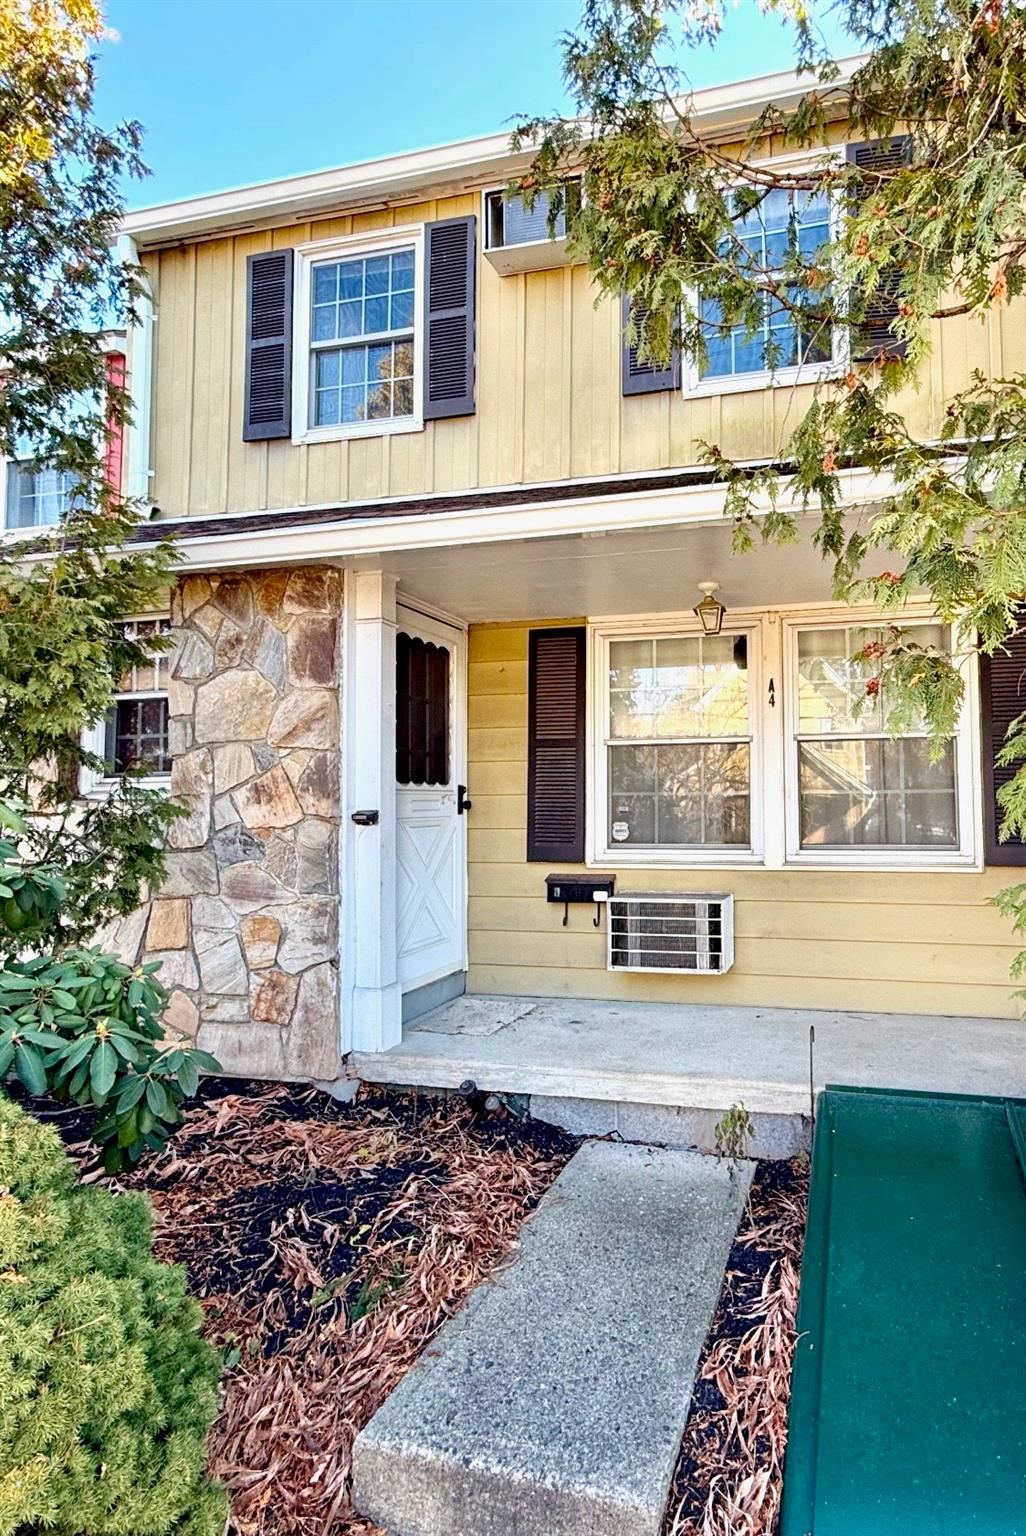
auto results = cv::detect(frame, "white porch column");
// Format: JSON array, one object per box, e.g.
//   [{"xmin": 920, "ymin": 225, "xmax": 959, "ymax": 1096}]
[{"xmin": 343, "ymin": 569, "xmax": 402, "ymax": 1054}]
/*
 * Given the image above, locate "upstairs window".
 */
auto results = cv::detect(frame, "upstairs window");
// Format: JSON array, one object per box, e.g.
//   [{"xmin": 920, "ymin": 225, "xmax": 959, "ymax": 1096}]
[
  {"xmin": 3, "ymin": 463, "xmax": 78, "ymax": 530},
  {"xmin": 484, "ymin": 182, "xmax": 580, "ymax": 249},
  {"xmin": 307, "ymin": 244, "xmax": 416, "ymax": 431},
  {"xmin": 696, "ymin": 186, "xmax": 834, "ymax": 387}
]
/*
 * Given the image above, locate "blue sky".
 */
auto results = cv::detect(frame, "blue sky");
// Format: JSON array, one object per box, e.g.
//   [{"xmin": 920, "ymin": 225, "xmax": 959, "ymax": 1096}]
[{"xmin": 95, "ymin": 0, "xmax": 849, "ymax": 210}]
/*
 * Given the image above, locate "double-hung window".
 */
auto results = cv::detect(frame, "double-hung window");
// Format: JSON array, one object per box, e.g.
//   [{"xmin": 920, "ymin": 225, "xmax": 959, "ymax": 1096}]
[
  {"xmin": 296, "ymin": 231, "xmax": 423, "ymax": 442},
  {"xmin": 791, "ymin": 621, "xmax": 961, "ymax": 853},
  {"xmin": 3, "ymin": 462, "xmax": 78, "ymax": 531},
  {"xmin": 600, "ymin": 629, "xmax": 755, "ymax": 857},
  {"xmin": 82, "ymin": 618, "xmax": 171, "ymax": 792},
  {"xmin": 690, "ymin": 184, "xmax": 836, "ymax": 392}
]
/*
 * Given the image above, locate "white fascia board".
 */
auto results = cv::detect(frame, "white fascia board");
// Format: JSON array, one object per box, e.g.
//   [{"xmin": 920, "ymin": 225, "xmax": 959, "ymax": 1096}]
[
  {"xmin": 161, "ymin": 462, "xmax": 895, "ymax": 572},
  {"xmin": 122, "ymin": 57, "xmax": 867, "ymax": 249}
]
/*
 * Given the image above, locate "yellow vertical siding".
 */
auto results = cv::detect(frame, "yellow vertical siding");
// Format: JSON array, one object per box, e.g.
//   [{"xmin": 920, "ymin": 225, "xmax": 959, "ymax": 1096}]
[
  {"xmin": 465, "ymin": 621, "xmax": 1022, "ymax": 1020},
  {"xmin": 147, "ymin": 184, "xmax": 1026, "ymax": 518}
]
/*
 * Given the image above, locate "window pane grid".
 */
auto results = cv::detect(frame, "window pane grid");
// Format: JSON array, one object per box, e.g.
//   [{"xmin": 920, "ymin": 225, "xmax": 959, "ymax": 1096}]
[
  {"xmin": 606, "ymin": 633, "xmax": 752, "ymax": 849},
  {"xmin": 104, "ymin": 619, "xmax": 171, "ymax": 777},
  {"xmin": 310, "ymin": 248, "xmax": 416, "ymax": 430},
  {"xmin": 4, "ymin": 464, "xmax": 78, "ymax": 529},
  {"xmin": 314, "ymin": 339, "xmax": 414, "ymax": 427},
  {"xmin": 701, "ymin": 188, "xmax": 832, "ymax": 381},
  {"xmin": 795, "ymin": 624, "xmax": 959, "ymax": 850}
]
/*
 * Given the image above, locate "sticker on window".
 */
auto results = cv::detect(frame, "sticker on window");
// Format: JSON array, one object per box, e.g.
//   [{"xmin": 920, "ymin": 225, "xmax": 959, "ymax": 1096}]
[{"xmin": 611, "ymin": 821, "xmax": 630, "ymax": 843}]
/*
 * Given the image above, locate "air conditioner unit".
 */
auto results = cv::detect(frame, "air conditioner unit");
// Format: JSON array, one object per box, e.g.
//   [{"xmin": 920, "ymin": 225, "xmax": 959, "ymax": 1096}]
[{"xmin": 607, "ymin": 892, "xmax": 734, "ymax": 975}]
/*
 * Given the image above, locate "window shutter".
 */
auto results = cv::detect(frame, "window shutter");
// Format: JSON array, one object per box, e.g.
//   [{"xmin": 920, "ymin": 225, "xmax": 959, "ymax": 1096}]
[
  {"xmin": 981, "ymin": 626, "xmax": 1026, "ymax": 866},
  {"xmin": 621, "ymin": 292, "xmax": 680, "ymax": 395},
  {"xmin": 243, "ymin": 249, "xmax": 294, "ymax": 441},
  {"xmin": 423, "ymin": 216, "xmax": 476, "ymax": 419},
  {"xmin": 527, "ymin": 627, "xmax": 586, "ymax": 863},
  {"xmin": 846, "ymin": 140, "xmax": 910, "ymax": 363}
]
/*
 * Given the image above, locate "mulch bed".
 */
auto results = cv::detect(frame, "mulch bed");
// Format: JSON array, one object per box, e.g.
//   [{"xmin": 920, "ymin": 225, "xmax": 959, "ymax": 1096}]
[
  {"xmin": 30, "ymin": 1082, "xmax": 808, "ymax": 1536},
  {"xmin": 664, "ymin": 1157, "xmax": 810, "ymax": 1536},
  {"xmin": 30, "ymin": 1079, "xmax": 578, "ymax": 1536}
]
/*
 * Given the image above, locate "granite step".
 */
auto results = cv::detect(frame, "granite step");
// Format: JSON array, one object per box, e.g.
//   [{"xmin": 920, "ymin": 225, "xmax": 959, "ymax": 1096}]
[{"xmin": 352, "ymin": 1140, "xmax": 753, "ymax": 1536}]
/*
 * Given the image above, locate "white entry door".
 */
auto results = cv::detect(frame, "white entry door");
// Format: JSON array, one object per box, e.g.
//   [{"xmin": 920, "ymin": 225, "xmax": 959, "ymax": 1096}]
[{"xmin": 395, "ymin": 606, "xmax": 467, "ymax": 993}]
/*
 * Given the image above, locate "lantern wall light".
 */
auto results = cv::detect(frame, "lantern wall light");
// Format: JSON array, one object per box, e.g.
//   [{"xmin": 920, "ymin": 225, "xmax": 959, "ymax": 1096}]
[{"xmin": 693, "ymin": 581, "xmax": 726, "ymax": 635}]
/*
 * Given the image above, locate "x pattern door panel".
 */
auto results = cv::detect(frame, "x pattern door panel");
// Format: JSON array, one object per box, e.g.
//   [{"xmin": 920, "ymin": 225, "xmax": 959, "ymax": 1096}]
[{"xmin": 395, "ymin": 612, "xmax": 466, "ymax": 991}]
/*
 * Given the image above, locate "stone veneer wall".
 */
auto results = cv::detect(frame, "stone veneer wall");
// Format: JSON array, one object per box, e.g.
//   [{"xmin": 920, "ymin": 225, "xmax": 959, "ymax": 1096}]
[{"xmin": 103, "ymin": 566, "xmax": 344, "ymax": 1082}]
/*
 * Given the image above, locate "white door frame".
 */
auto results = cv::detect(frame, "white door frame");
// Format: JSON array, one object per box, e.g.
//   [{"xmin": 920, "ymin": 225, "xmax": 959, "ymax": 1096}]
[
  {"xmin": 395, "ymin": 600, "xmax": 469, "ymax": 991},
  {"xmin": 339, "ymin": 571, "xmax": 468, "ymax": 1056}
]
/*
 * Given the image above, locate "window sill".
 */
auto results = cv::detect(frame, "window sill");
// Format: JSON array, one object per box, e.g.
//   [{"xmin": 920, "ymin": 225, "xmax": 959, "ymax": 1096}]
[
  {"xmin": 591, "ymin": 847, "xmax": 763, "ymax": 870},
  {"xmin": 291, "ymin": 416, "xmax": 424, "ymax": 448},
  {"xmin": 784, "ymin": 850, "xmax": 981, "ymax": 873},
  {"xmin": 1, "ymin": 521, "xmax": 60, "ymax": 542},
  {"xmin": 683, "ymin": 363, "xmax": 841, "ymax": 400},
  {"xmin": 82, "ymin": 773, "xmax": 171, "ymax": 802}
]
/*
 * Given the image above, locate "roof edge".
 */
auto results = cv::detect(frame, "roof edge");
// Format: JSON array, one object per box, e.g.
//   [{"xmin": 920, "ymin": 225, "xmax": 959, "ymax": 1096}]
[{"xmin": 123, "ymin": 54, "xmax": 867, "ymax": 249}]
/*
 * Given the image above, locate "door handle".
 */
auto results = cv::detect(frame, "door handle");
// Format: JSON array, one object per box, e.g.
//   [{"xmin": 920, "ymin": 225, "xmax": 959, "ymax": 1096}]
[{"xmin": 457, "ymin": 784, "xmax": 472, "ymax": 815}]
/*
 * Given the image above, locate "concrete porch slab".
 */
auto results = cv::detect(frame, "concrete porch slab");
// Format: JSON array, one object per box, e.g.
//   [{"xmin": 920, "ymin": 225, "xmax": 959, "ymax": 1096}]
[
  {"xmin": 352, "ymin": 995, "xmax": 1026, "ymax": 1117},
  {"xmin": 352, "ymin": 1141, "xmax": 753, "ymax": 1536}
]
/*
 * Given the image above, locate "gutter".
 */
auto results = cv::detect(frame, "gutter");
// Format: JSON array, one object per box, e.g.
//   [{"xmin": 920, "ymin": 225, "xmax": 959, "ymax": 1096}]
[{"xmin": 121, "ymin": 56, "xmax": 867, "ymax": 250}]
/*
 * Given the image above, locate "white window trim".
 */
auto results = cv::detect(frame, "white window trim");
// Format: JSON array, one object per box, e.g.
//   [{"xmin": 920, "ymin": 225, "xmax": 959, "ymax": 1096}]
[
  {"xmin": 81, "ymin": 612, "xmax": 172, "ymax": 800},
  {"xmin": 780, "ymin": 609, "xmax": 981, "ymax": 870},
  {"xmin": 585, "ymin": 601, "xmax": 982, "ymax": 874},
  {"xmin": 681, "ymin": 146, "xmax": 850, "ymax": 400},
  {"xmin": 587, "ymin": 614, "xmax": 766, "ymax": 868},
  {"xmin": 0, "ymin": 456, "xmax": 68, "ymax": 536},
  {"xmin": 291, "ymin": 224, "xmax": 425, "ymax": 447}
]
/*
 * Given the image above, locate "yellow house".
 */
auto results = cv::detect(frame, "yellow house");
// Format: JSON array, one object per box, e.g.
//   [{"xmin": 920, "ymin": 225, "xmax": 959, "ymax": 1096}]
[{"xmin": 34, "ymin": 61, "xmax": 1023, "ymax": 1145}]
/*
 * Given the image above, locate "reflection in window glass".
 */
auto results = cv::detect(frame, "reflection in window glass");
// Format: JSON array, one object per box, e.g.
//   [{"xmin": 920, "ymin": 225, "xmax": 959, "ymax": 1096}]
[
  {"xmin": 310, "ymin": 248, "xmax": 415, "ymax": 428},
  {"xmin": 607, "ymin": 633, "xmax": 751, "ymax": 848},
  {"xmin": 103, "ymin": 619, "xmax": 171, "ymax": 777},
  {"xmin": 4, "ymin": 464, "xmax": 78, "ymax": 529},
  {"xmin": 700, "ymin": 188, "xmax": 832, "ymax": 380},
  {"xmin": 795, "ymin": 624, "xmax": 958, "ymax": 850}
]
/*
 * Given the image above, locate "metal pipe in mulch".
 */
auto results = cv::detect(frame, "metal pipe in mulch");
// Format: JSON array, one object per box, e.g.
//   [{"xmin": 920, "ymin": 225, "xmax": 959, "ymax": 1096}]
[
  {"xmin": 663, "ymin": 1157, "xmax": 810, "ymax": 1536},
  {"xmin": 44, "ymin": 1079, "xmax": 578, "ymax": 1536}
]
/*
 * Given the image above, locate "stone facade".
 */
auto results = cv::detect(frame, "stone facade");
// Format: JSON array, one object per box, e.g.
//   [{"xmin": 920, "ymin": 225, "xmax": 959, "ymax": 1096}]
[{"xmin": 103, "ymin": 566, "xmax": 344, "ymax": 1083}]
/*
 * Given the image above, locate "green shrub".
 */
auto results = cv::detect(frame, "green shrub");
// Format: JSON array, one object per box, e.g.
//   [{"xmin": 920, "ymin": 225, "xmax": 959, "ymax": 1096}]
[
  {"xmin": 0, "ymin": 1093, "xmax": 227, "ymax": 1536},
  {"xmin": 0, "ymin": 809, "xmax": 219, "ymax": 1174}
]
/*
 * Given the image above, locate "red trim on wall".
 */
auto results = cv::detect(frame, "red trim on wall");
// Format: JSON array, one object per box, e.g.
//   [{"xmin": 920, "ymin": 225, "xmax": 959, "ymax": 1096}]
[{"xmin": 104, "ymin": 351, "xmax": 126, "ymax": 496}]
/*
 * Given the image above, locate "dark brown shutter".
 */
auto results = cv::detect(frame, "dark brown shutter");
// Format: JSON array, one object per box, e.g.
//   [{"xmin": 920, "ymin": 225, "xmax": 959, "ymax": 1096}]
[
  {"xmin": 527, "ymin": 627, "xmax": 586, "ymax": 863},
  {"xmin": 423, "ymin": 216, "xmax": 476, "ymax": 419},
  {"xmin": 621, "ymin": 292, "xmax": 680, "ymax": 395},
  {"xmin": 243, "ymin": 249, "xmax": 294, "ymax": 441},
  {"xmin": 981, "ymin": 626, "xmax": 1026, "ymax": 865},
  {"xmin": 846, "ymin": 140, "xmax": 910, "ymax": 363}
]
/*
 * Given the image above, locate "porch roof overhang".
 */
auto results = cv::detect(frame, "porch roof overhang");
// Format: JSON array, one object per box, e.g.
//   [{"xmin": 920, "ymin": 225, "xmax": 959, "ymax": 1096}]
[{"xmin": 132, "ymin": 461, "xmax": 907, "ymax": 621}]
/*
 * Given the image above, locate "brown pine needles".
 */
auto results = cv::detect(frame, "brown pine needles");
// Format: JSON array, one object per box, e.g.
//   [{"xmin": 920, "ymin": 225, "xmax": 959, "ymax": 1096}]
[
  {"xmin": 665, "ymin": 1160, "xmax": 809, "ymax": 1536},
  {"xmin": 115, "ymin": 1083, "xmax": 576, "ymax": 1535}
]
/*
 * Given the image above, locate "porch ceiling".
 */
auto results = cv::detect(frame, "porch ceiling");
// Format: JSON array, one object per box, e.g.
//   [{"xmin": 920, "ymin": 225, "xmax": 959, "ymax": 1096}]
[{"xmin": 350, "ymin": 514, "xmax": 857, "ymax": 623}]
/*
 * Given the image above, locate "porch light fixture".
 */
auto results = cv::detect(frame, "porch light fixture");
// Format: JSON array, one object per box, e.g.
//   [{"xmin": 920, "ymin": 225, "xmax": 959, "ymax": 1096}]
[{"xmin": 694, "ymin": 581, "xmax": 726, "ymax": 635}]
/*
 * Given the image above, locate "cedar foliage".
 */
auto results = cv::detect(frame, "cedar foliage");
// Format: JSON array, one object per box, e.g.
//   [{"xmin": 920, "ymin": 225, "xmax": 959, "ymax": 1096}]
[
  {"xmin": 0, "ymin": 1092, "xmax": 226, "ymax": 1535},
  {"xmin": 520, "ymin": 0, "xmax": 1026, "ymax": 981},
  {"xmin": 0, "ymin": 0, "xmax": 179, "ymax": 938}
]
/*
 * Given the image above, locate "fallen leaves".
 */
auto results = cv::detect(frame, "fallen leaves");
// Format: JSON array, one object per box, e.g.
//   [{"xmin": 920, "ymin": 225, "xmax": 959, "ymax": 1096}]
[
  {"xmin": 113, "ymin": 1082, "xmax": 575, "ymax": 1536},
  {"xmin": 665, "ymin": 1159, "xmax": 809, "ymax": 1536}
]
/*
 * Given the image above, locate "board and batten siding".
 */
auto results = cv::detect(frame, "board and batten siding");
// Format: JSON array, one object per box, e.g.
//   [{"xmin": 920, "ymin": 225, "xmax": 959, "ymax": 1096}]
[
  {"xmin": 144, "ymin": 189, "xmax": 1026, "ymax": 518},
  {"xmin": 467, "ymin": 621, "xmax": 1023, "ymax": 1021}
]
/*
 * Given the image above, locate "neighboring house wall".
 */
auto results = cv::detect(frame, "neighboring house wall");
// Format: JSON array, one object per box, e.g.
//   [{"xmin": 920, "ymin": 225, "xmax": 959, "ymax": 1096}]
[
  {"xmin": 142, "ymin": 205, "xmax": 1026, "ymax": 519},
  {"xmin": 102, "ymin": 566, "xmax": 345, "ymax": 1079},
  {"xmin": 466, "ymin": 621, "xmax": 1021, "ymax": 1020}
]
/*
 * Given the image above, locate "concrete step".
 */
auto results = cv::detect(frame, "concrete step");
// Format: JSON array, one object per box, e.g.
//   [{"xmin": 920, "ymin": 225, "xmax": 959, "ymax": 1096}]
[{"xmin": 352, "ymin": 1141, "xmax": 753, "ymax": 1536}]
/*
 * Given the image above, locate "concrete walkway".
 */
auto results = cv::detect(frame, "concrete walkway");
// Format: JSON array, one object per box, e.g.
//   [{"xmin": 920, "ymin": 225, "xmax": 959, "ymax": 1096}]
[
  {"xmin": 353, "ymin": 994, "xmax": 1026, "ymax": 1117},
  {"xmin": 352, "ymin": 1141, "xmax": 752, "ymax": 1536}
]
